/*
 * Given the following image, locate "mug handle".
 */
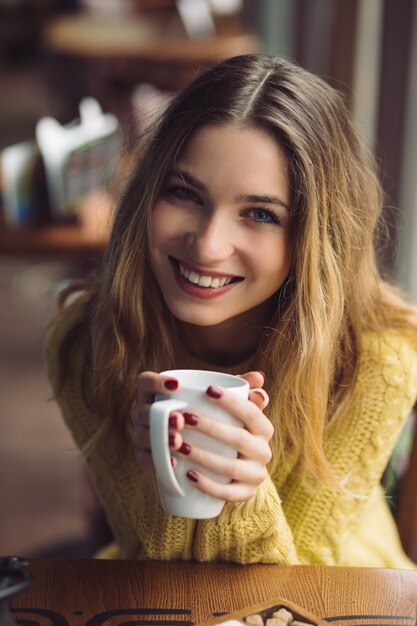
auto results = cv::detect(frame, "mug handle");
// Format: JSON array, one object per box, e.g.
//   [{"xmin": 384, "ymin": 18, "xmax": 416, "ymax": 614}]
[{"xmin": 150, "ymin": 399, "xmax": 188, "ymax": 497}]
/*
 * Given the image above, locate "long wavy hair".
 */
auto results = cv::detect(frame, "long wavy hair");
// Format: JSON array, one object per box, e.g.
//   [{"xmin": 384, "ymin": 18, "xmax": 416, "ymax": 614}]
[{"xmin": 58, "ymin": 53, "xmax": 417, "ymax": 482}]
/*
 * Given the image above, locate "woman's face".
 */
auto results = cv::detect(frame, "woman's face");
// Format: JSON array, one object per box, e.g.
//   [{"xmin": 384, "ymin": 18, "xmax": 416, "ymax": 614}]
[{"xmin": 149, "ymin": 123, "xmax": 292, "ymax": 329}]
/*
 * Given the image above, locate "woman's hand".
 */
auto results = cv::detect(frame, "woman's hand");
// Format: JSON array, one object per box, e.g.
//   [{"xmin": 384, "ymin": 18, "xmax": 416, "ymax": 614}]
[
  {"xmin": 179, "ymin": 371, "xmax": 273, "ymax": 502},
  {"xmin": 129, "ymin": 370, "xmax": 273, "ymax": 503},
  {"xmin": 129, "ymin": 371, "xmax": 185, "ymax": 471}
]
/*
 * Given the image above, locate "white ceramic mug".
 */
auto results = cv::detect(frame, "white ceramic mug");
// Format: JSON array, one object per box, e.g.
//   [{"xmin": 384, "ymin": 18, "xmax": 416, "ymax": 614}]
[{"xmin": 150, "ymin": 369, "xmax": 249, "ymax": 519}]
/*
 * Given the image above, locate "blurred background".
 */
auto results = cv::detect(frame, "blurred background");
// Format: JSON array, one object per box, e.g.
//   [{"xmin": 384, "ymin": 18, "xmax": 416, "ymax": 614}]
[{"xmin": 1, "ymin": 0, "xmax": 417, "ymax": 559}]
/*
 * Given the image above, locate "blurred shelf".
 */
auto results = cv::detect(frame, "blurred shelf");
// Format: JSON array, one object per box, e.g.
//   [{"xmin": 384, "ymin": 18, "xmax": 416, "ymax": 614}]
[
  {"xmin": 0, "ymin": 222, "xmax": 108, "ymax": 259},
  {"xmin": 0, "ymin": 188, "xmax": 113, "ymax": 259},
  {"xmin": 44, "ymin": 14, "xmax": 260, "ymax": 62},
  {"xmin": 42, "ymin": 11, "xmax": 261, "ymax": 108}
]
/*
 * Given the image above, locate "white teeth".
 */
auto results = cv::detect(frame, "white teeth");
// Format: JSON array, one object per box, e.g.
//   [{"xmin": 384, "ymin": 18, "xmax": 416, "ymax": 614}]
[
  {"xmin": 188, "ymin": 271, "xmax": 200, "ymax": 285},
  {"xmin": 178, "ymin": 263, "xmax": 235, "ymax": 289},
  {"xmin": 198, "ymin": 275, "xmax": 212, "ymax": 287}
]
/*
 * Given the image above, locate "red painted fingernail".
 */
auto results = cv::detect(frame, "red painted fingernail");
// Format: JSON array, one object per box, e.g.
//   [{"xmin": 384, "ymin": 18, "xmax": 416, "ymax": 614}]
[
  {"xmin": 186, "ymin": 469, "xmax": 199, "ymax": 483},
  {"xmin": 169, "ymin": 433, "xmax": 175, "ymax": 447},
  {"xmin": 183, "ymin": 412, "xmax": 198, "ymax": 425},
  {"xmin": 179, "ymin": 442, "xmax": 191, "ymax": 455},
  {"xmin": 253, "ymin": 390, "xmax": 265, "ymax": 401},
  {"xmin": 164, "ymin": 379, "xmax": 178, "ymax": 390},
  {"xmin": 258, "ymin": 371, "xmax": 266, "ymax": 382},
  {"xmin": 169, "ymin": 414, "xmax": 178, "ymax": 429},
  {"xmin": 206, "ymin": 385, "xmax": 222, "ymax": 398}
]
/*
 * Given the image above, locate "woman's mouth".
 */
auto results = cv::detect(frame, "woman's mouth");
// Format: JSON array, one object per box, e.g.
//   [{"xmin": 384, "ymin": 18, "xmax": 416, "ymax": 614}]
[
  {"xmin": 178, "ymin": 262, "xmax": 236, "ymax": 288},
  {"xmin": 169, "ymin": 257, "xmax": 243, "ymax": 298}
]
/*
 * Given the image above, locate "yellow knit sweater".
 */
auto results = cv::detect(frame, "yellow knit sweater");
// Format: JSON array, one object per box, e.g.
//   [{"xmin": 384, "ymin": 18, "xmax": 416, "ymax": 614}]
[{"xmin": 44, "ymin": 295, "xmax": 417, "ymax": 567}]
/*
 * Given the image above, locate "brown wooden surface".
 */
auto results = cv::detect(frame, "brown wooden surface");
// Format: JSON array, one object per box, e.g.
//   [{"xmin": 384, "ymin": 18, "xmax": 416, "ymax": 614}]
[
  {"xmin": 9, "ymin": 559, "xmax": 417, "ymax": 626},
  {"xmin": 43, "ymin": 14, "xmax": 260, "ymax": 62},
  {"xmin": 198, "ymin": 596, "xmax": 328, "ymax": 626},
  {"xmin": 0, "ymin": 191, "xmax": 112, "ymax": 259},
  {"xmin": 0, "ymin": 223, "xmax": 107, "ymax": 259},
  {"xmin": 42, "ymin": 12, "xmax": 260, "ymax": 99}
]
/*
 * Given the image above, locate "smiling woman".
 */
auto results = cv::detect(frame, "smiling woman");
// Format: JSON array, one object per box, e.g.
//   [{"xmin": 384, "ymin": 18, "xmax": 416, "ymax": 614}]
[
  {"xmin": 149, "ymin": 124, "xmax": 291, "ymax": 333},
  {"xmin": 44, "ymin": 54, "xmax": 417, "ymax": 568}
]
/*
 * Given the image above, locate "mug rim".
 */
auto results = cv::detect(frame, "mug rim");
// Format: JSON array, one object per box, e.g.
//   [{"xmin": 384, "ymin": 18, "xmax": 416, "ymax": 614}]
[{"xmin": 160, "ymin": 369, "xmax": 248, "ymax": 390}]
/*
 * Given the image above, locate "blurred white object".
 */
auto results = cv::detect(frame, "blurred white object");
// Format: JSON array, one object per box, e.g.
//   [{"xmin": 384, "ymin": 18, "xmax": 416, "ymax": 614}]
[
  {"xmin": 80, "ymin": 0, "xmax": 134, "ymax": 17},
  {"xmin": 176, "ymin": 0, "xmax": 215, "ymax": 38},
  {"xmin": 208, "ymin": 0, "xmax": 242, "ymax": 15},
  {"xmin": 36, "ymin": 98, "xmax": 120, "ymax": 219}
]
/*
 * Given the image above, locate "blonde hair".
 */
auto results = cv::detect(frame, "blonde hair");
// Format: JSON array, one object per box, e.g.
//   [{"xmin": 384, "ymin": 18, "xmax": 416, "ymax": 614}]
[{"xmin": 58, "ymin": 54, "xmax": 417, "ymax": 482}]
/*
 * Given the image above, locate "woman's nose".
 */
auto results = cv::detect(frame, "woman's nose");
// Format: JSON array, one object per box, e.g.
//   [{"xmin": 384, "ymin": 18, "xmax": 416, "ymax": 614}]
[{"xmin": 184, "ymin": 214, "xmax": 234, "ymax": 263}]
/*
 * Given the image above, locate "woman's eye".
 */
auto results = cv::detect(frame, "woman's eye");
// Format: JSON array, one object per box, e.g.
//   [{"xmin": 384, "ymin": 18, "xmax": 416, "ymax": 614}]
[
  {"xmin": 247, "ymin": 208, "xmax": 280, "ymax": 225},
  {"xmin": 168, "ymin": 185, "xmax": 200, "ymax": 203}
]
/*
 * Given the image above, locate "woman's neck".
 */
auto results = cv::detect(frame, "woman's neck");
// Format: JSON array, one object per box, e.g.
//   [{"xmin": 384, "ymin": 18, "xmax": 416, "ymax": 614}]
[{"xmin": 177, "ymin": 315, "xmax": 268, "ymax": 367}]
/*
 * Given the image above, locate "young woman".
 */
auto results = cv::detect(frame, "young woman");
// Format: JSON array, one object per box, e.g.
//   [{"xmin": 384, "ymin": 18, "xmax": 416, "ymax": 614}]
[{"xmin": 45, "ymin": 53, "xmax": 417, "ymax": 567}]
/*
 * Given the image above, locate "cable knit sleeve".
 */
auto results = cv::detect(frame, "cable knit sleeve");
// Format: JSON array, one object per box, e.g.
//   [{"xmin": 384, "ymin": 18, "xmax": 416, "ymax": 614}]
[{"xmin": 190, "ymin": 330, "xmax": 417, "ymax": 565}]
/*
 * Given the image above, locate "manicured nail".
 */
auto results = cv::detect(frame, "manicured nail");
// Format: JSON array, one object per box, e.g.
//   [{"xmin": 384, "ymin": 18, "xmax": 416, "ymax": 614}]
[
  {"xmin": 258, "ymin": 371, "xmax": 267, "ymax": 382},
  {"xmin": 178, "ymin": 442, "xmax": 191, "ymax": 455},
  {"xmin": 169, "ymin": 433, "xmax": 175, "ymax": 447},
  {"xmin": 169, "ymin": 414, "xmax": 178, "ymax": 429},
  {"xmin": 164, "ymin": 379, "xmax": 178, "ymax": 390},
  {"xmin": 206, "ymin": 385, "xmax": 222, "ymax": 398},
  {"xmin": 183, "ymin": 412, "xmax": 198, "ymax": 425},
  {"xmin": 186, "ymin": 469, "xmax": 199, "ymax": 483},
  {"xmin": 253, "ymin": 390, "xmax": 265, "ymax": 401}
]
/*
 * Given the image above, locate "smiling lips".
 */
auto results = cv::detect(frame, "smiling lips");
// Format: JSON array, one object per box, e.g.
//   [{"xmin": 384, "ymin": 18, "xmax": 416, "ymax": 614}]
[
  {"xmin": 171, "ymin": 257, "xmax": 243, "ymax": 293},
  {"xmin": 179, "ymin": 262, "xmax": 235, "ymax": 288}
]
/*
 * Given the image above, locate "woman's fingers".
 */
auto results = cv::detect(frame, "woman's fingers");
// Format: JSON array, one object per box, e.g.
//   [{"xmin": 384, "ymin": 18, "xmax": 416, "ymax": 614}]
[
  {"xmin": 131, "ymin": 412, "xmax": 184, "ymax": 449},
  {"xmin": 205, "ymin": 386, "xmax": 273, "ymax": 440},
  {"xmin": 239, "ymin": 370, "xmax": 266, "ymax": 390},
  {"xmin": 176, "ymin": 444, "xmax": 268, "ymax": 485},
  {"xmin": 130, "ymin": 371, "xmax": 185, "ymax": 472},
  {"xmin": 132, "ymin": 398, "xmax": 185, "ymax": 428},
  {"xmin": 183, "ymin": 414, "xmax": 271, "ymax": 464},
  {"xmin": 249, "ymin": 387, "xmax": 269, "ymax": 410},
  {"xmin": 136, "ymin": 370, "xmax": 180, "ymax": 404},
  {"xmin": 132, "ymin": 416, "xmax": 184, "ymax": 470},
  {"xmin": 185, "ymin": 469, "xmax": 259, "ymax": 502},
  {"xmin": 131, "ymin": 402, "xmax": 153, "ymax": 427},
  {"xmin": 239, "ymin": 371, "xmax": 269, "ymax": 410}
]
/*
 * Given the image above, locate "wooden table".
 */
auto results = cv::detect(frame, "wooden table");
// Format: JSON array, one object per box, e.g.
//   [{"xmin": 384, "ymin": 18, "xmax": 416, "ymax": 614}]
[{"xmin": 9, "ymin": 559, "xmax": 417, "ymax": 626}]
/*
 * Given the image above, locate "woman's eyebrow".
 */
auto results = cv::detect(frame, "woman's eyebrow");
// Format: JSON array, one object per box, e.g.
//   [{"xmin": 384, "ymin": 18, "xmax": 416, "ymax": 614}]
[{"xmin": 170, "ymin": 168, "xmax": 206, "ymax": 192}]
